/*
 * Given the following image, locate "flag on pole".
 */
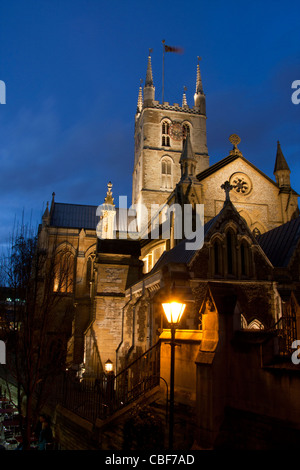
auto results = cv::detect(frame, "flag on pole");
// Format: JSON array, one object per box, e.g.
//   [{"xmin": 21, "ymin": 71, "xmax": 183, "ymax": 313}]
[
  {"xmin": 164, "ymin": 44, "xmax": 184, "ymax": 54},
  {"xmin": 161, "ymin": 40, "xmax": 184, "ymax": 103}
]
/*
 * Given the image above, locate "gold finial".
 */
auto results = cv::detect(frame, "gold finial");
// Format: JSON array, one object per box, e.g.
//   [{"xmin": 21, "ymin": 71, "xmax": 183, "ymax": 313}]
[
  {"xmin": 104, "ymin": 181, "xmax": 114, "ymax": 205},
  {"xmin": 229, "ymin": 134, "xmax": 242, "ymax": 156}
]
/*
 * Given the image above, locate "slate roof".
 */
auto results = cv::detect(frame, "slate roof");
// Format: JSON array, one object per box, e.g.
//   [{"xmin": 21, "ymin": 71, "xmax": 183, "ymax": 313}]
[
  {"xmin": 150, "ymin": 213, "xmax": 219, "ymax": 273},
  {"xmin": 257, "ymin": 217, "xmax": 300, "ymax": 267},
  {"xmin": 150, "ymin": 206, "xmax": 300, "ymax": 273},
  {"xmin": 50, "ymin": 202, "xmax": 137, "ymax": 232}
]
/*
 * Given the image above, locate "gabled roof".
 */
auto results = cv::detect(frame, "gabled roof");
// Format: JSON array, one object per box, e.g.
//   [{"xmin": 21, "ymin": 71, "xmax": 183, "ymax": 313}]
[
  {"xmin": 257, "ymin": 217, "xmax": 300, "ymax": 267},
  {"xmin": 196, "ymin": 154, "xmax": 279, "ymax": 189}
]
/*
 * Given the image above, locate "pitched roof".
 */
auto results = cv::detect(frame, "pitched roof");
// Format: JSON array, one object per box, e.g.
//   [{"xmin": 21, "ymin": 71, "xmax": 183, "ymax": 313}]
[
  {"xmin": 150, "ymin": 212, "xmax": 220, "ymax": 273},
  {"xmin": 150, "ymin": 202, "xmax": 300, "ymax": 273},
  {"xmin": 196, "ymin": 154, "xmax": 279, "ymax": 188},
  {"xmin": 257, "ymin": 217, "xmax": 300, "ymax": 267},
  {"xmin": 50, "ymin": 202, "xmax": 137, "ymax": 232},
  {"xmin": 50, "ymin": 202, "xmax": 98, "ymax": 230}
]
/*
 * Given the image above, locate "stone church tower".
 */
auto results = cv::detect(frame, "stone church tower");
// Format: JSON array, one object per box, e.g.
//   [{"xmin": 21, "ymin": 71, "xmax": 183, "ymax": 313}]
[{"xmin": 132, "ymin": 54, "xmax": 209, "ymax": 231}]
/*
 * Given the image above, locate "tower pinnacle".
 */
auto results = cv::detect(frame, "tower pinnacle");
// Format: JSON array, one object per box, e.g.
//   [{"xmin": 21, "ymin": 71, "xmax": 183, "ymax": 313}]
[
  {"xmin": 145, "ymin": 49, "xmax": 154, "ymax": 87},
  {"xmin": 194, "ymin": 57, "xmax": 205, "ymax": 113},
  {"xmin": 143, "ymin": 49, "xmax": 155, "ymax": 105},
  {"xmin": 274, "ymin": 141, "xmax": 291, "ymax": 188},
  {"xmin": 196, "ymin": 57, "xmax": 203, "ymax": 94},
  {"xmin": 182, "ymin": 86, "xmax": 188, "ymax": 107},
  {"xmin": 137, "ymin": 79, "xmax": 143, "ymax": 113}
]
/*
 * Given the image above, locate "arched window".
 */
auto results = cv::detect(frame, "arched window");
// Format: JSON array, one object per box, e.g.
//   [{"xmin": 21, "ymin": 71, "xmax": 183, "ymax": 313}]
[
  {"xmin": 53, "ymin": 250, "xmax": 74, "ymax": 293},
  {"xmin": 213, "ymin": 240, "xmax": 222, "ymax": 276},
  {"xmin": 162, "ymin": 121, "xmax": 170, "ymax": 147},
  {"xmin": 247, "ymin": 319, "xmax": 264, "ymax": 330},
  {"xmin": 161, "ymin": 157, "xmax": 172, "ymax": 190},
  {"xmin": 226, "ymin": 231, "xmax": 234, "ymax": 275},
  {"xmin": 240, "ymin": 240, "xmax": 250, "ymax": 277}
]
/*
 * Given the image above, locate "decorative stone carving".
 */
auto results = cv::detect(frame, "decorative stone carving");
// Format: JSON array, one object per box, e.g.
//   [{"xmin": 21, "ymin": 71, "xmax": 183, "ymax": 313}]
[{"xmin": 230, "ymin": 172, "xmax": 252, "ymax": 196}]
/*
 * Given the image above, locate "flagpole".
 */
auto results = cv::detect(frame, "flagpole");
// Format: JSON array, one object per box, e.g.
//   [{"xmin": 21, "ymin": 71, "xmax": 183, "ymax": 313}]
[{"xmin": 162, "ymin": 39, "xmax": 165, "ymax": 104}]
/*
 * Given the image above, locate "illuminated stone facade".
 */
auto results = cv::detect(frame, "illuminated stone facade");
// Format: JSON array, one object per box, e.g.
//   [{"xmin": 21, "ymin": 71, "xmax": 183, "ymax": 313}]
[{"xmin": 37, "ymin": 53, "xmax": 300, "ymax": 449}]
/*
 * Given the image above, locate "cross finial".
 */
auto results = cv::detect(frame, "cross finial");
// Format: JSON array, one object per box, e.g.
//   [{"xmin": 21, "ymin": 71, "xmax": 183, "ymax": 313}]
[
  {"xmin": 229, "ymin": 134, "xmax": 243, "ymax": 156},
  {"xmin": 221, "ymin": 181, "xmax": 233, "ymax": 202}
]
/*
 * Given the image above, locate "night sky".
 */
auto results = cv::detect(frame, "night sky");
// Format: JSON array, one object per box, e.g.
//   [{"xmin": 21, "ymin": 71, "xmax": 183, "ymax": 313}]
[{"xmin": 0, "ymin": 0, "xmax": 299, "ymax": 247}]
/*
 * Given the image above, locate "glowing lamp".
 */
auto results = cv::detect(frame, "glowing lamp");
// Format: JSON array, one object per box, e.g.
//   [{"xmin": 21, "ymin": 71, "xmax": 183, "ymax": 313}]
[
  {"xmin": 161, "ymin": 299, "xmax": 186, "ymax": 450},
  {"xmin": 104, "ymin": 359, "xmax": 113, "ymax": 373},
  {"xmin": 162, "ymin": 301, "xmax": 186, "ymax": 325}
]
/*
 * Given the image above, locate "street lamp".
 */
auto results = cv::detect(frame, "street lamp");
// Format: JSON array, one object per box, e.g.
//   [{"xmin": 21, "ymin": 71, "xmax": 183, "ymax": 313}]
[
  {"xmin": 104, "ymin": 359, "xmax": 115, "ymax": 409},
  {"xmin": 162, "ymin": 301, "xmax": 186, "ymax": 449},
  {"xmin": 104, "ymin": 359, "xmax": 113, "ymax": 373}
]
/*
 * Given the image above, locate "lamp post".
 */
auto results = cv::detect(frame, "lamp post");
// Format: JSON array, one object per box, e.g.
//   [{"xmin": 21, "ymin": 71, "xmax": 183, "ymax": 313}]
[
  {"xmin": 104, "ymin": 359, "xmax": 115, "ymax": 409},
  {"xmin": 162, "ymin": 301, "xmax": 186, "ymax": 450}
]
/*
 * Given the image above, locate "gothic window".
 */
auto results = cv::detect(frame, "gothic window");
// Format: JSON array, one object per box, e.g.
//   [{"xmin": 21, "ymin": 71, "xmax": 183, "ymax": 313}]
[
  {"xmin": 86, "ymin": 257, "xmax": 93, "ymax": 288},
  {"xmin": 226, "ymin": 231, "xmax": 234, "ymax": 275},
  {"xmin": 240, "ymin": 240, "xmax": 250, "ymax": 277},
  {"xmin": 247, "ymin": 319, "xmax": 264, "ymax": 330},
  {"xmin": 53, "ymin": 250, "xmax": 74, "ymax": 293},
  {"xmin": 241, "ymin": 242, "xmax": 246, "ymax": 275},
  {"xmin": 161, "ymin": 156, "xmax": 172, "ymax": 190},
  {"xmin": 162, "ymin": 121, "xmax": 170, "ymax": 147},
  {"xmin": 213, "ymin": 240, "xmax": 222, "ymax": 276},
  {"xmin": 142, "ymin": 243, "xmax": 166, "ymax": 274}
]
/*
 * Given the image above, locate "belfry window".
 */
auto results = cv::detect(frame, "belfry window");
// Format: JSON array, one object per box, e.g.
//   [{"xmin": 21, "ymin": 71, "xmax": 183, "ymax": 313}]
[
  {"xmin": 162, "ymin": 121, "xmax": 170, "ymax": 147},
  {"xmin": 161, "ymin": 157, "xmax": 172, "ymax": 189}
]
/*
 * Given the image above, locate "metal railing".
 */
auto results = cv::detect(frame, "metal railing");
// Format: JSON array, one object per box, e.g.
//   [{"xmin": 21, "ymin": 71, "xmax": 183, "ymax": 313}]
[
  {"xmin": 265, "ymin": 303, "xmax": 297, "ymax": 358},
  {"xmin": 112, "ymin": 341, "xmax": 161, "ymax": 412},
  {"xmin": 61, "ymin": 341, "xmax": 161, "ymax": 423},
  {"xmin": 273, "ymin": 315, "xmax": 297, "ymax": 357}
]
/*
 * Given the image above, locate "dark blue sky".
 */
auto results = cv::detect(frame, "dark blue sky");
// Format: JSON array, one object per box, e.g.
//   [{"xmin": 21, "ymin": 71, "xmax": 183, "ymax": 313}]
[{"xmin": 0, "ymin": 0, "xmax": 299, "ymax": 246}]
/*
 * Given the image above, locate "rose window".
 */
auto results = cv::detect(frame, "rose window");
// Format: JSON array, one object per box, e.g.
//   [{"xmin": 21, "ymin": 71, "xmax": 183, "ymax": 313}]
[{"xmin": 229, "ymin": 173, "xmax": 252, "ymax": 196}]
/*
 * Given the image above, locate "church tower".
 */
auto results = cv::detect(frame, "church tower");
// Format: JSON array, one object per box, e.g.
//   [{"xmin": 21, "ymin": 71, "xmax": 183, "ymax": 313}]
[{"xmin": 132, "ymin": 52, "xmax": 209, "ymax": 231}]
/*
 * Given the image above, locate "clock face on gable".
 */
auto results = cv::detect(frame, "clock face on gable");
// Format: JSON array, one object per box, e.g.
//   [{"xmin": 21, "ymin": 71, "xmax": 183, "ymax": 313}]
[{"xmin": 169, "ymin": 122, "xmax": 183, "ymax": 141}]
